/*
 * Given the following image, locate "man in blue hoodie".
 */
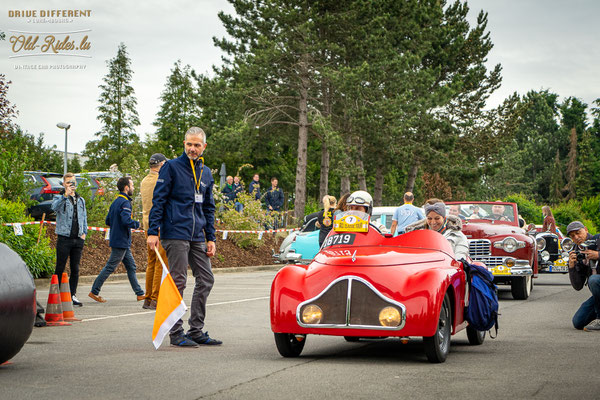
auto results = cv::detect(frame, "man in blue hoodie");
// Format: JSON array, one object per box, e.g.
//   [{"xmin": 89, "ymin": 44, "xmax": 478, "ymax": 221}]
[
  {"xmin": 147, "ymin": 127, "xmax": 221, "ymax": 347},
  {"xmin": 89, "ymin": 177, "xmax": 145, "ymax": 303}
]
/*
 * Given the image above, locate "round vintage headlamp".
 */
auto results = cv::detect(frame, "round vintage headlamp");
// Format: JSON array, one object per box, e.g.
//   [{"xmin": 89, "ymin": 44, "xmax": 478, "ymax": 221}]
[
  {"xmin": 379, "ymin": 306, "xmax": 401, "ymax": 327},
  {"xmin": 541, "ymin": 250, "xmax": 550, "ymax": 262},
  {"xmin": 301, "ymin": 305, "xmax": 323, "ymax": 324},
  {"xmin": 536, "ymin": 237, "xmax": 546, "ymax": 251},
  {"xmin": 562, "ymin": 251, "xmax": 570, "ymax": 261},
  {"xmin": 504, "ymin": 257, "xmax": 516, "ymax": 268},
  {"xmin": 561, "ymin": 238, "xmax": 574, "ymax": 252},
  {"xmin": 502, "ymin": 237, "xmax": 518, "ymax": 252}
]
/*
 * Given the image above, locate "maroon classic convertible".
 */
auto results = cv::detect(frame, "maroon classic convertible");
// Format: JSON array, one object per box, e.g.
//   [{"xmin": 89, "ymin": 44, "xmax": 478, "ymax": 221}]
[{"xmin": 446, "ymin": 201, "xmax": 538, "ymax": 300}]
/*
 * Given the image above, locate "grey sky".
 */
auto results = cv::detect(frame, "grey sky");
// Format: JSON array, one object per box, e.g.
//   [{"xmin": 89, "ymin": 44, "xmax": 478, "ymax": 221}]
[{"xmin": 1, "ymin": 1, "xmax": 599, "ymax": 155}]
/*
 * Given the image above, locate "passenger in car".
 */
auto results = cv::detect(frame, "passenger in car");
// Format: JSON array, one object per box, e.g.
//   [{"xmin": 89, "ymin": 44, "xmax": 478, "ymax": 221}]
[
  {"xmin": 405, "ymin": 198, "xmax": 469, "ymax": 260},
  {"xmin": 333, "ymin": 193, "xmax": 350, "ymax": 216}
]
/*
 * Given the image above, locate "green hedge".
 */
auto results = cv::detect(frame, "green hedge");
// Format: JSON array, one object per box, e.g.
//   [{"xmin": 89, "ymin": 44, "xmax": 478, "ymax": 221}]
[{"xmin": 0, "ymin": 198, "xmax": 55, "ymax": 278}]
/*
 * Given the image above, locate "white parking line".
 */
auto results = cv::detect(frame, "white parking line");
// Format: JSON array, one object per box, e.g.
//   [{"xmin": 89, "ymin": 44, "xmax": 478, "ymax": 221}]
[{"xmin": 81, "ymin": 296, "xmax": 270, "ymax": 322}]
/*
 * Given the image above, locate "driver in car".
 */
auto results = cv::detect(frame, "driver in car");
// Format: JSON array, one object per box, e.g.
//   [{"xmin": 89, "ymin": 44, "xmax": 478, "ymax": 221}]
[
  {"xmin": 345, "ymin": 190, "xmax": 389, "ymax": 234},
  {"xmin": 490, "ymin": 203, "xmax": 511, "ymax": 221}
]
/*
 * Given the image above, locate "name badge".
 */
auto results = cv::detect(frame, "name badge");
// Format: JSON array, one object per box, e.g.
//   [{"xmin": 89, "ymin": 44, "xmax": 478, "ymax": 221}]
[{"xmin": 195, "ymin": 193, "xmax": 203, "ymax": 203}]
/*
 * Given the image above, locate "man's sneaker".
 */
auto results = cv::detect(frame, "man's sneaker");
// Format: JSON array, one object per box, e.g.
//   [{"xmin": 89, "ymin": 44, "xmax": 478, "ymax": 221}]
[
  {"xmin": 189, "ymin": 331, "xmax": 222, "ymax": 346},
  {"xmin": 170, "ymin": 334, "xmax": 199, "ymax": 347},
  {"xmin": 583, "ymin": 319, "xmax": 600, "ymax": 332},
  {"xmin": 72, "ymin": 295, "xmax": 83, "ymax": 307},
  {"xmin": 88, "ymin": 292, "xmax": 106, "ymax": 303}
]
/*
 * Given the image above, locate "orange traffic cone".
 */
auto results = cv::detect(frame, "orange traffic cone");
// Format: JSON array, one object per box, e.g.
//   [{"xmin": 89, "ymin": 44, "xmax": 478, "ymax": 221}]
[
  {"xmin": 45, "ymin": 274, "xmax": 71, "ymax": 326},
  {"xmin": 60, "ymin": 273, "xmax": 80, "ymax": 322}
]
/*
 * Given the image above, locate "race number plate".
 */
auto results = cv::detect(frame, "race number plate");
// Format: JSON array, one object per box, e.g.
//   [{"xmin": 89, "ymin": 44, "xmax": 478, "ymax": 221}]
[
  {"xmin": 333, "ymin": 214, "xmax": 369, "ymax": 232},
  {"xmin": 550, "ymin": 264, "xmax": 569, "ymax": 273},
  {"xmin": 322, "ymin": 233, "xmax": 356, "ymax": 248},
  {"xmin": 490, "ymin": 265, "xmax": 511, "ymax": 276}
]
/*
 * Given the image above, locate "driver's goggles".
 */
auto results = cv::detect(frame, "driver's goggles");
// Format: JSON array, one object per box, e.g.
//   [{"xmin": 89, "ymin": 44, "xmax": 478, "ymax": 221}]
[{"xmin": 347, "ymin": 196, "xmax": 368, "ymax": 205}]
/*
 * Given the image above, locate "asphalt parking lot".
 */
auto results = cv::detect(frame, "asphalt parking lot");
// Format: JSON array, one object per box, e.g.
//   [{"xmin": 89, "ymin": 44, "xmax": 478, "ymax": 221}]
[{"xmin": 2, "ymin": 269, "xmax": 600, "ymax": 400}]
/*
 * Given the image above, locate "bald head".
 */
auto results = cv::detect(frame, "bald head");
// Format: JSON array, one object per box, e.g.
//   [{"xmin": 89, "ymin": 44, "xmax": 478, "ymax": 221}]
[{"xmin": 404, "ymin": 192, "xmax": 414, "ymax": 203}]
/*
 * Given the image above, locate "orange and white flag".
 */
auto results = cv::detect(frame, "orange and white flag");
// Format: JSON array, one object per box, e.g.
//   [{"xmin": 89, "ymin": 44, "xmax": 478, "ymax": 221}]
[{"xmin": 152, "ymin": 248, "xmax": 187, "ymax": 349}]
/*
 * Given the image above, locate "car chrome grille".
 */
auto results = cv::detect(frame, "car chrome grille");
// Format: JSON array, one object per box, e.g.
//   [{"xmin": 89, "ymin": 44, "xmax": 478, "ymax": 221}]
[
  {"xmin": 470, "ymin": 256, "xmax": 504, "ymax": 268},
  {"xmin": 297, "ymin": 276, "xmax": 406, "ymax": 330},
  {"xmin": 469, "ymin": 239, "xmax": 491, "ymax": 256}
]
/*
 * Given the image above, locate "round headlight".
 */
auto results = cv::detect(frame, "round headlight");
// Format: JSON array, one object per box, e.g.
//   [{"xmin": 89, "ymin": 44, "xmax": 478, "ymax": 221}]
[
  {"xmin": 562, "ymin": 251, "xmax": 570, "ymax": 260},
  {"xmin": 562, "ymin": 238, "xmax": 574, "ymax": 252},
  {"xmin": 536, "ymin": 237, "xmax": 546, "ymax": 251},
  {"xmin": 379, "ymin": 306, "xmax": 401, "ymax": 327},
  {"xmin": 541, "ymin": 250, "xmax": 550, "ymax": 262},
  {"xmin": 301, "ymin": 305, "xmax": 323, "ymax": 324},
  {"xmin": 505, "ymin": 257, "xmax": 516, "ymax": 268},
  {"xmin": 503, "ymin": 237, "xmax": 518, "ymax": 252}
]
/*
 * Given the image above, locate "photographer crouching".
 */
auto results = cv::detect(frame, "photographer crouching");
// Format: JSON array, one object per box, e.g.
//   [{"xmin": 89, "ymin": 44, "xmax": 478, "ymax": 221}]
[{"xmin": 566, "ymin": 221, "xmax": 600, "ymax": 332}]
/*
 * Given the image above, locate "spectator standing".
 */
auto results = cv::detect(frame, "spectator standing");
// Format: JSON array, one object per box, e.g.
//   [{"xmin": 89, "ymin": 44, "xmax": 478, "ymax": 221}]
[
  {"xmin": 248, "ymin": 173, "xmax": 261, "ymax": 201},
  {"xmin": 147, "ymin": 127, "xmax": 222, "ymax": 347},
  {"xmin": 140, "ymin": 153, "xmax": 168, "ymax": 310},
  {"xmin": 390, "ymin": 192, "xmax": 425, "ymax": 236},
  {"xmin": 233, "ymin": 176, "xmax": 244, "ymax": 212},
  {"xmin": 89, "ymin": 177, "xmax": 145, "ymax": 303},
  {"xmin": 317, "ymin": 195, "xmax": 337, "ymax": 247},
  {"xmin": 542, "ymin": 206, "xmax": 557, "ymax": 233},
  {"xmin": 265, "ymin": 177, "xmax": 284, "ymax": 211},
  {"xmin": 51, "ymin": 172, "xmax": 88, "ymax": 306},
  {"xmin": 221, "ymin": 176, "xmax": 236, "ymax": 205}
]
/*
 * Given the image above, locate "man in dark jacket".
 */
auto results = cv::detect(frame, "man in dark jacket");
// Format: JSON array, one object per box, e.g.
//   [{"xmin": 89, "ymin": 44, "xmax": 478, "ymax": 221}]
[
  {"xmin": 566, "ymin": 221, "xmax": 600, "ymax": 332},
  {"xmin": 221, "ymin": 175, "xmax": 236, "ymax": 203},
  {"xmin": 89, "ymin": 177, "xmax": 145, "ymax": 303},
  {"xmin": 147, "ymin": 127, "xmax": 221, "ymax": 347},
  {"xmin": 265, "ymin": 177, "xmax": 284, "ymax": 211},
  {"xmin": 248, "ymin": 173, "xmax": 261, "ymax": 201},
  {"xmin": 233, "ymin": 176, "xmax": 244, "ymax": 212}
]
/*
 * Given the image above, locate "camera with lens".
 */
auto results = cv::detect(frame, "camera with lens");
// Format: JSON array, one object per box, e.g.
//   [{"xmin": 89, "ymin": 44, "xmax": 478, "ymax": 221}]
[{"xmin": 573, "ymin": 239, "xmax": 597, "ymax": 269}]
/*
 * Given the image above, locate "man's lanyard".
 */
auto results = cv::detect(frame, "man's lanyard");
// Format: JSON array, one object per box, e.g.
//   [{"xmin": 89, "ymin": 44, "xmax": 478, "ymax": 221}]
[
  {"xmin": 117, "ymin": 194, "xmax": 129, "ymax": 201},
  {"xmin": 190, "ymin": 157, "xmax": 204, "ymax": 192}
]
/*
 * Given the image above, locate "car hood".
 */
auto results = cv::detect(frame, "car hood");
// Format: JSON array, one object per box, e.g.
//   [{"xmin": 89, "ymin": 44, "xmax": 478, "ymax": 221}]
[
  {"xmin": 462, "ymin": 222, "xmax": 526, "ymax": 239},
  {"xmin": 313, "ymin": 245, "xmax": 449, "ymax": 267}
]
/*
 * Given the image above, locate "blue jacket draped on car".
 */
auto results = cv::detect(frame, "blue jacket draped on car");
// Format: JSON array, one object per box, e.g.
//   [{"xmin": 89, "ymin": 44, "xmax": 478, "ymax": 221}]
[
  {"xmin": 106, "ymin": 192, "xmax": 140, "ymax": 249},
  {"xmin": 51, "ymin": 194, "xmax": 88, "ymax": 237},
  {"xmin": 148, "ymin": 152, "xmax": 216, "ymax": 243}
]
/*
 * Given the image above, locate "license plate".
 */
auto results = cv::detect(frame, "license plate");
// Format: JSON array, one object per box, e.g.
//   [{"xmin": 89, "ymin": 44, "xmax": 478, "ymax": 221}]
[
  {"xmin": 322, "ymin": 233, "xmax": 356, "ymax": 248},
  {"xmin": 490, "ymin": 265, "xmax": 511, "ymax": 275},
  {"xmin": 550, "ymin": 265, "xmax": 569, "ymax": 273}
]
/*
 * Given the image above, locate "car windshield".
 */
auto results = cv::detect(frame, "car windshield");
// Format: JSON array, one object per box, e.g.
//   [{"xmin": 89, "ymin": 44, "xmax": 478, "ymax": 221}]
[{"xmin": 446, "ymin": 203, "xmax": 515, "ymax": 222}]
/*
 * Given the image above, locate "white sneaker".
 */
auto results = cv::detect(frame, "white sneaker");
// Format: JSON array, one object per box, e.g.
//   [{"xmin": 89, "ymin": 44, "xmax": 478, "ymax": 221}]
[
  {"xmin": 583, "ymin": 319, "xmax": 600, "ymax": 332},
  {"xmin": 71, "ymin": 295, "xmax": 83, "ymax": 307}
]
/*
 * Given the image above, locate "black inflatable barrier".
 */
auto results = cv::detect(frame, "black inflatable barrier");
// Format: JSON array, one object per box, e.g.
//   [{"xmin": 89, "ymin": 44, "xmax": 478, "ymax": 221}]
[{"xmin": 0, "ymin": 243, "xmax": 36, "ymax": 364}]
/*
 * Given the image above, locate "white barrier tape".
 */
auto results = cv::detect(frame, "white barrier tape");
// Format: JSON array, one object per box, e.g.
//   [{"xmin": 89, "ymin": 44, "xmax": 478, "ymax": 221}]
[{"xmin": 215, "ymin": 228, "xmax": 299, "ymax": 234}]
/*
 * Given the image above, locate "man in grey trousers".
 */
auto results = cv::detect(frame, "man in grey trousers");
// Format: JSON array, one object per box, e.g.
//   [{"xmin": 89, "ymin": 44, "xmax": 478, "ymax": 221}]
[{"xmin": 147, "ymin": 127, "xmax": 222, "ymax": 347}]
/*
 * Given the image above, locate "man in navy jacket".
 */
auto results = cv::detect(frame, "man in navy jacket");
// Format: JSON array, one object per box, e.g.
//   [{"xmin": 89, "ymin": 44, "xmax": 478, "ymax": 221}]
[
  {"xmin": 147, "ymin": 127, "xmax": 221, "ymax": 347},
  {"xmin": 89, "ymin": 177, "xmax": 145, "ymax": 303}
]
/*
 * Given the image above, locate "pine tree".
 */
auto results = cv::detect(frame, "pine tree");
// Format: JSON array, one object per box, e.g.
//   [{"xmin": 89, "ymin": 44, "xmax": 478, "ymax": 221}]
[
  {"xmin": 84, "ymin": 43, "xmax": 139, "ymax": 169},
  {"xmin": 153, "ymin": 61, "xmax": 200, "ymax": 154}
]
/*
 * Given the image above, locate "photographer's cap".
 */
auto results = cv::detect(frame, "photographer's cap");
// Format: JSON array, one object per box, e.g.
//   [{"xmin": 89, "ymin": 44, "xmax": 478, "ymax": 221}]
[
  {"xmin": 567, "ymin": 221, "xmax": 585, "ymax": 234},
  {"xmin": 149, "ymin": 153, "xmax": 167, "ymax": 166}
]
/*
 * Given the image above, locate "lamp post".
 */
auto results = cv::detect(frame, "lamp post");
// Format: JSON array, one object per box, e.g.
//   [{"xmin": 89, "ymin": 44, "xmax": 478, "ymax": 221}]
[{"xmin": 56, "ymin": 122, "xmax": 70, "ymax": 175}]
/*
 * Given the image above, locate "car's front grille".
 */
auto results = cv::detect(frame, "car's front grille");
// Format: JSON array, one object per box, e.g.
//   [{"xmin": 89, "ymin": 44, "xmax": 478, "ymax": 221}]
[
  {"xmin": 297, "ymin": 276, "xmax": 406, "ymax": 330},
  {"xmin": 470, "ymin": 256, "xmax": 504, "ymax": 268},
  {"xmin": 544, "ymin": 236, "xmax": 560, "ymax": 254},
  {"xmin": 469, "ymin": 239, "xmax": 491, "ymax": 256}
]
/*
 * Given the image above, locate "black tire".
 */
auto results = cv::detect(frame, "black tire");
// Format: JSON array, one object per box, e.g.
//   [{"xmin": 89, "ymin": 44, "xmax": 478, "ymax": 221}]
[
  {"xmin": 511, "ymin": 275, "xmax": 532, "ymax": 300},
  {"xmin": 274, "ymin": 333, "xmax": 305, "ymax": 357},
  {"xmin": 466, "ymin": 325, "xmax": 486, "ymax": 345},
  {"xmin": 423, "ymin": 294, "xmax": 452, "ymax": 363},
  {"xmin": 344, "ymin": 336, "xmax": 360, "ymax": 342}
]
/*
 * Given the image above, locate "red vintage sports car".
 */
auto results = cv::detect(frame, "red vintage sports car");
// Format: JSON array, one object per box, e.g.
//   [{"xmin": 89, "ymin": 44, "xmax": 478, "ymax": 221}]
[{"xmin": 270, "ymin": 210, "xmax": 486, "ymax": 363}]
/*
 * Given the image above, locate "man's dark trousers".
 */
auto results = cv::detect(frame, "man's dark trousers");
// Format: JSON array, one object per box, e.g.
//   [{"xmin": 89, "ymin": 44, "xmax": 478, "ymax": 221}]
[
  {"xmin": 55, "ymin": 235, "xmax": 84, "ymax": 295},
  {"xmin": 162, "ymin": 239, "xmax": 214, "ymax": 338}
]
